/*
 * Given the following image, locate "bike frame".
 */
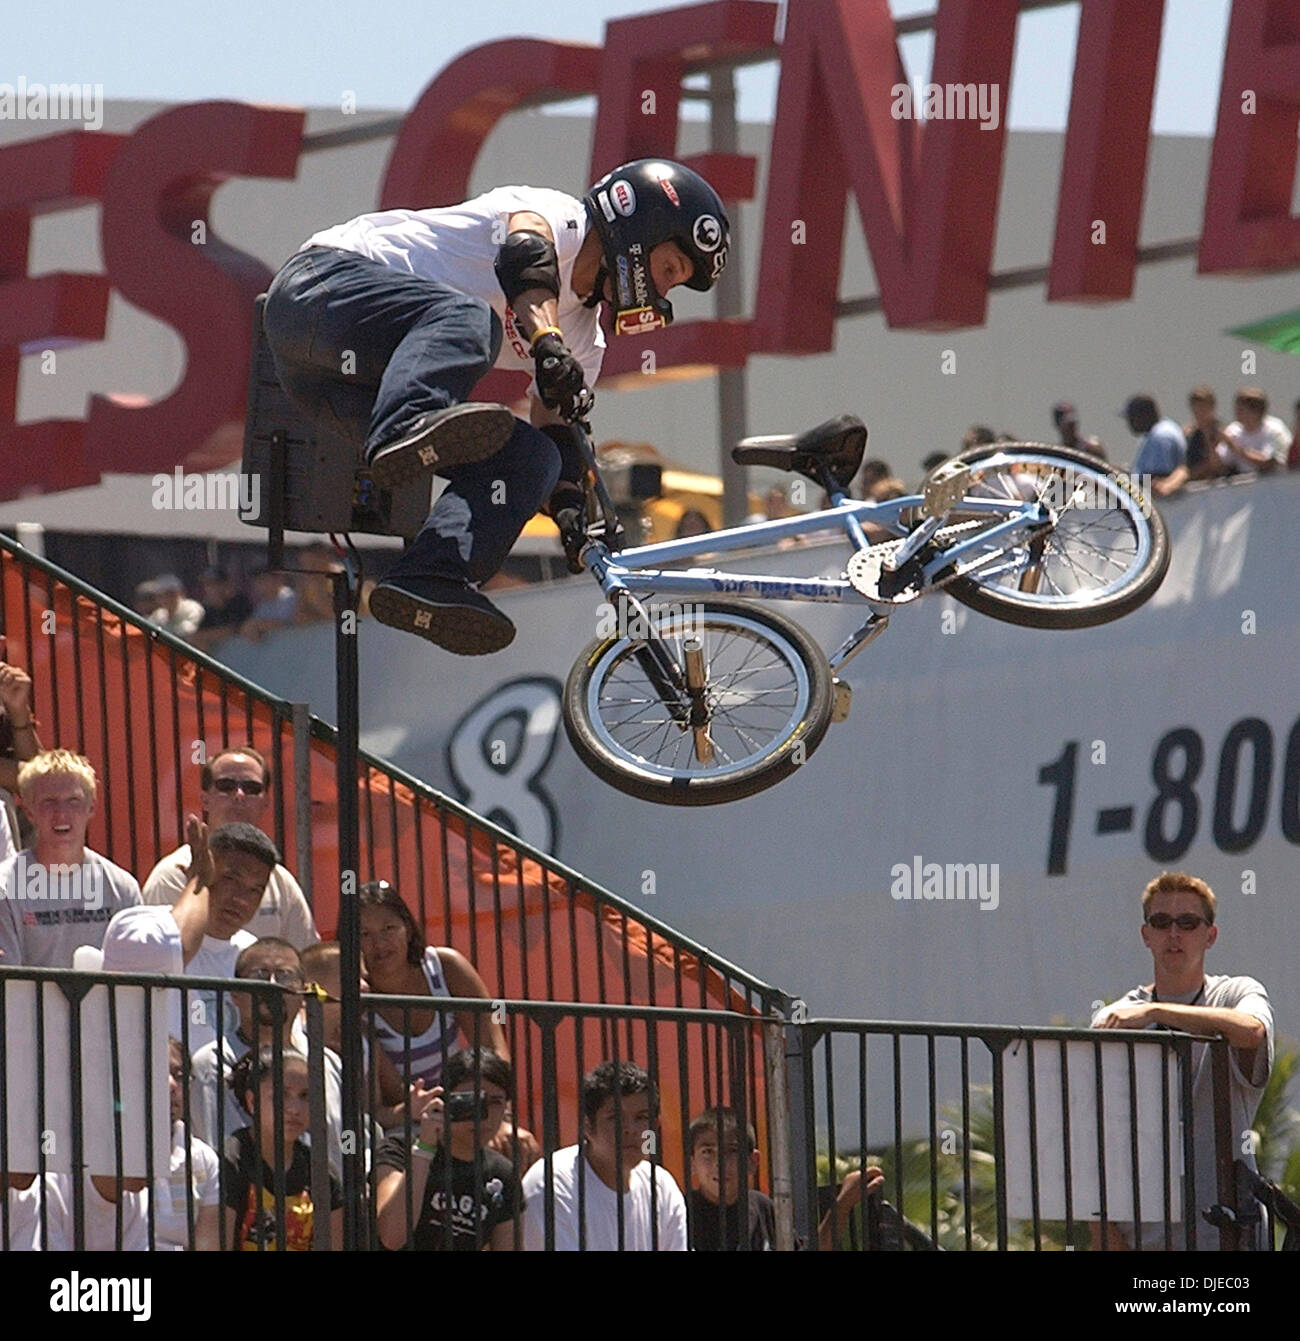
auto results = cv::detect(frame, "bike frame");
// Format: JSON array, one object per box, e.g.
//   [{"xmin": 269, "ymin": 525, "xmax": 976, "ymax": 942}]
[{"xmin": 577, "ymin": 479, "xmax": 1049, "ymax": 674}]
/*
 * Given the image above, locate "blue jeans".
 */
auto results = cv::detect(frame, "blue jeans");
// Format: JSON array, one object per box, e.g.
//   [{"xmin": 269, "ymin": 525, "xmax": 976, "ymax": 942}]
[{"xmin": 263, "ymin": 246, "xmax": 561, "ymax": 585}]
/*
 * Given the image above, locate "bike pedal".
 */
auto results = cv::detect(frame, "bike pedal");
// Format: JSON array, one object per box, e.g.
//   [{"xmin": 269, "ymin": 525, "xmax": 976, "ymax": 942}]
[
  {"xmin": 921, "ymin": 467, "xmax": 971, "ymax": 518},
  {"xmin": 831, "ymin": 678, "xmax": 852, "ymax": 723}
]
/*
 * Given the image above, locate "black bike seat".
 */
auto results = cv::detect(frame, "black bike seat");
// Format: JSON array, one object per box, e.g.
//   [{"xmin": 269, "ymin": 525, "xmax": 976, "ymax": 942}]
[{"xmin": 731, "ymin": 414, "xmax": 868, "ymax": 489}]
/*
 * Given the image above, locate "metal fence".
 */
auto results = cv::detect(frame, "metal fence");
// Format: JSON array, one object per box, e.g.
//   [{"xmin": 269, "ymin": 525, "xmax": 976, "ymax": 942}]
[
  {"xmin": 789, "ymin": 1019, "xmax": 1262, "ymax": 1252},
  {"xmin": 0, "ymin": 965, "xmax": 325, "ymax": 1252},
  {"xmin": 4, "ymin": 965, "xmax": 1284, "ymax": 1252}
]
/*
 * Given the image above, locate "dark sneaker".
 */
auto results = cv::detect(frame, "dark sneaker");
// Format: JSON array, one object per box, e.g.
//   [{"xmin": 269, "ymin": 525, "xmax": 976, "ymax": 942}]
[
  {"xmin": 369, "ymin": 575, "xmax": 515, "ymax": 655},
  {"xmin": 366, "ymin": 404, "xmax": 515, "ymax": 489}
]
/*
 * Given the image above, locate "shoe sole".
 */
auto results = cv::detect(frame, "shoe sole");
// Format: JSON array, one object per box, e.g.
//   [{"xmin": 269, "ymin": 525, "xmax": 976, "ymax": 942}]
[
  {"xmin": 367, "ymin": 406, "xmax": 515, "ymax": 490},
  {"xmin": 369, "ymin": 584, "xmax": 516, "ymax": 656}
]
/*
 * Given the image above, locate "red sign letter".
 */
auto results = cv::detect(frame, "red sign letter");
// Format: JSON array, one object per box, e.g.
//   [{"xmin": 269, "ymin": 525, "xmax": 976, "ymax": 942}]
[
  {"xmin": 755, "ymin": 0, "xmax": 1018, "ymax": 345},
  {"xmin": 85, "ymin": 102, "xmax": 303, "ymax": 475},
  {"xmin": 1048, "ymin": 0, "xmax": 1166, "ymax": 302},
  {"xmin": 1200, "ymin": 0, "xmax": 1300, "ymax": 273},
  {"xmin": 589, "ymin": 1, "xmax": 774, "ymax": 378},
  {"xmin": 382, "ymin": 40, "xmax": 603, "ymax": 209},
  {"xmin": 0, "ymin": 131, "xmax": 123, "ymax": 498}
]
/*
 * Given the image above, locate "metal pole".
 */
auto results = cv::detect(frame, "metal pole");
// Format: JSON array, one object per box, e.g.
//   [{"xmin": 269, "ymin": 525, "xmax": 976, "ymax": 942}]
[
  {"xmin": 764, "ymin": 1013, "xmax": 797, "ymax": 1251},
  {"xmin": 779, "ymin": 997, "xmax": 817, "ymax": 1249},
  {"xmin": 304, "ymin": 991, "xmax": 331, "ymax": 1250},
  {"xmin": 333, "ymin": 560, "xmax": 364, "ymax": 1250},
  {"xmin": 291, "ymin": 701, "xmax": 314, "ymax": 909},
  {"xmin": 709, "ymin": 67, "xmax": 750, "ymax": 528},
  {"xmin": 1210, "ymin": 1039, "xmax": 1241, "ymax": 1251}
]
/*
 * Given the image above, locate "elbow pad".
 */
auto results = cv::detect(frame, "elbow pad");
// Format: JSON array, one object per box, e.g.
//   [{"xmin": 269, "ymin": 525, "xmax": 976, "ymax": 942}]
[{"xmin": 495, "ymin": 230, "xmax": 560, "ymax": 305}]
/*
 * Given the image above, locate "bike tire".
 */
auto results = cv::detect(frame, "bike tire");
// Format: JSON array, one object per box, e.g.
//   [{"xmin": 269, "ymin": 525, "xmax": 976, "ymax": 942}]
[
  {"xmin": 925, "ymin": 442, "xmax": 1170, "ymax": 629},
  {"xmin": 563, "ymin": 599, "xmax": 834, "ymax": 806}
]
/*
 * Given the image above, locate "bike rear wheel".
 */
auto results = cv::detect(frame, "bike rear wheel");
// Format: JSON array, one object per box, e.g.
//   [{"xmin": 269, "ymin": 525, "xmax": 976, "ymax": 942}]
[
  {"xmin": 563, "ymin": 600, "xmax": 834, "ymax": 805},
  {"xmin": 925, "ymin": 443, "xmax": 1170, "ymax": 629}
]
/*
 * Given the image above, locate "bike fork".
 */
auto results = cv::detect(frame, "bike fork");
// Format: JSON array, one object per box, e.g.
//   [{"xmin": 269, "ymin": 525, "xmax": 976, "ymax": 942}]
[{"xmin": 607, "ymin": 589, "xmax": 691, "ymax": 726}]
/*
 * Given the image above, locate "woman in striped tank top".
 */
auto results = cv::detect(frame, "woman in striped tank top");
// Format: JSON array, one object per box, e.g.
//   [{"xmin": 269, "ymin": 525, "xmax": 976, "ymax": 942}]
[{"xmin": 359, "ymin": 881, "xmax": 508, "ymax": 1089}]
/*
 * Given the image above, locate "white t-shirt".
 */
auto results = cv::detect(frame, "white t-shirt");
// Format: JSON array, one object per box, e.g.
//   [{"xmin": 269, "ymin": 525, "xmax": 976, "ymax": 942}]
[
  {"xmin": 151, "ymin": 1122, "xmax": 221, "ymax": 1250},
  {"xmin": 1091, "ymin": 973, "xmax": 1273, "ymax": 1249},
  {"xmin": 182, "ymin": 930, "xmax": 259, "ymax": 1055},
  {"xmin": 521, "ymin": 1144, "xmax": 688, "ymax": 1251},
  {"xmin": 0, "ymin": 847, "xmax": 141, "ymax": 968},
  {"xmin": 143, "ymin": 844, "xmax": 318, "ymax": 950},
  {"xmin": 4, "ymin": 1175, "xmax": 64, "ymax": 1251},
  {"xmin": 303, "ymin": 185, "xmax": 606, "ymax": 394},
  {"xmin": 1221, "ymin": 415, "xmax": 1292, "ymax": 467},
  {"xmin": 0, "ymin": 799, "xmax": 16, "ymax": 865},
  {"xmin": 47, "ymin": 1124, "xmax": 220, "ymax": 1251}
]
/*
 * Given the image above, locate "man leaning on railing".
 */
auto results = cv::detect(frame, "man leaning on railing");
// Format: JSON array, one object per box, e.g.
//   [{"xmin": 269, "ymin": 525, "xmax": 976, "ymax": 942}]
[{"xmin": 1091, "ymin": 871, "xmax": 1273, "ymax": 1249}]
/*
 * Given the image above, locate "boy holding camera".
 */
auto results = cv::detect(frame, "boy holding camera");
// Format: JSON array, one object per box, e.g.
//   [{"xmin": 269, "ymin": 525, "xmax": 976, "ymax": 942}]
[{"xmin": 374, "ymin": 1047, "xmax": 521, "ymax": 1251}]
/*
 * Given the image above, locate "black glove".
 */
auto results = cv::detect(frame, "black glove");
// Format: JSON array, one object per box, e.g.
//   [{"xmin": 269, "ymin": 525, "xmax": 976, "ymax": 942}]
[{"xmin": 533, "ymin": 332, "xmax": 594, "ymax": 422}]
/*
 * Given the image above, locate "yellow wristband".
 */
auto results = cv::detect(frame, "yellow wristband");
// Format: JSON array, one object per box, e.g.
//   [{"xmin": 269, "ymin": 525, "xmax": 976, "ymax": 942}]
[{"xmin": 529, "ymin": 325, "xmax": 563, "ymax": 349}]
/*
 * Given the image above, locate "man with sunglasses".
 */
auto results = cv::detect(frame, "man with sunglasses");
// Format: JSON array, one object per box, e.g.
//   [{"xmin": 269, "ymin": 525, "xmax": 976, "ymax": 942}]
[
  {"xmin": 1092, "ymin": 871, "xmax": 1273, "ymax": 1248},
  {"xmin": 143, "ymin": 745, "xmax": 317, "ymax": 949}
]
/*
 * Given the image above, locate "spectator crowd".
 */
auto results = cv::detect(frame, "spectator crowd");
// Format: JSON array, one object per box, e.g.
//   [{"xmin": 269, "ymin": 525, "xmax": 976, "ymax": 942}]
[
  {"xmin": 133, "ymin": 542, "xmax": 357, "ymax": 652},
  {"xmin": 0, "ymin": 698, "xmax": 864, "ymax": 1252}
]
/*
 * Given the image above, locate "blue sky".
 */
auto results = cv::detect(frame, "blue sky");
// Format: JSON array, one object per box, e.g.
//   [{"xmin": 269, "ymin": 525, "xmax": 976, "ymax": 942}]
[{"xmin": 9, "ymin": 0, "xmax": 1231, "ymax": 134}]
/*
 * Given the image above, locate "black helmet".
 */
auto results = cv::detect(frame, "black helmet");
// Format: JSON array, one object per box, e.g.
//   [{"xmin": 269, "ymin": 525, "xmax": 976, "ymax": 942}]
[{"xmin": 583, "ymin": 159, "xmax": 730, "ymax": 336}]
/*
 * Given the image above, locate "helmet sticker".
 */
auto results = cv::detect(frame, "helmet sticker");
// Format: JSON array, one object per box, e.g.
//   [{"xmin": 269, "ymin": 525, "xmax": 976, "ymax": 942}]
[
  {"xmin": 597, "ymin": 190, "xmax": 616, "ymax": 222},
  {"xmin": 615, "ymin": 255, "xmax": 633, "ymax": 308},
  {"xmin": 710, "ymin": 246, "xmax": 728, "ymax": 281},
  {"xmin": 630, "ymin": 256, "xmax": 650, "ymax": 306},
  {"xmin": 611, "ymin": 180, "xmax": 637, "ymax": 216},
  {"xmin": 659, "ymin": 177, "xmax": 680, "ymax": 207},
  {"xmin": 615, "ymin": 306, "xmax": 668, "ymax": 336},
  {"xmin": 693, "ymin": 214, "xmax": 723, "ymax": 252}
]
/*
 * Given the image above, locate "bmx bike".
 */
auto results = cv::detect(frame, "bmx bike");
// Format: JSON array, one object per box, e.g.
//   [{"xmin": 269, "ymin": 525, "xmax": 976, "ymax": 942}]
[{"xmin": 557, "ymin": 414, "xmax": 1169, "ymax": 806}]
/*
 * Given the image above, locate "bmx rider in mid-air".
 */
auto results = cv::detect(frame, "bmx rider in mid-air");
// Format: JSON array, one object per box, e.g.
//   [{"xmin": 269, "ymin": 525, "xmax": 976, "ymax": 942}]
[{"xmin": 262, "ymin": 158, "xmax": 731, "ymax": 655}]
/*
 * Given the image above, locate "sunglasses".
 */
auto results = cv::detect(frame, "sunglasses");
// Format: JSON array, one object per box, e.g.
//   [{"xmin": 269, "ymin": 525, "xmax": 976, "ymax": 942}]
[
  {"xmin": 211, "ymin": 777, "xmax": 266, "ymax": 796},
  {"xmin": 242, "ymin": 967, "xmax": 305, "ymax": 988},
  {"xmin": 1145, "ymin": 913, "xmax": 1210, "ymax": 932}
]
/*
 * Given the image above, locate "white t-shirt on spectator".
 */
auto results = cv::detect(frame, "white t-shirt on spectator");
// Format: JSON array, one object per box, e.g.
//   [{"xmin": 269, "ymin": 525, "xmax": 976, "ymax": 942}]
[
  {"xmin": 0, "ymin": 847, "xmax": 141, "ymax": 968},
  {"xmin": 0, "ymin": 800, "xmax": 16, "ymax": 866},
  {"xmin": 49, "ymin": 1124, "xmax": 219, "ymax": 1251},
  {"xmin": 521, "ymin": 1144, "xmax": 688, "ymax": 1251},
  {"xmin": 1221, "ymin": 415, "xmax": 1292, "ymax": 467},
  {"xmin": 152, "ymin": 1121, "xmax": 221, "ymax": 1250},
  {"xmin": 3, "ymin": 1175, "xmax": 64, "ymax": 1251},
  {"xmin": 183, "ymin": 930, "xmax": 259, "ymax": 1055},
  {"xmin": 143, "ymin": 844, "xmax": 318, "ymax": 950}
]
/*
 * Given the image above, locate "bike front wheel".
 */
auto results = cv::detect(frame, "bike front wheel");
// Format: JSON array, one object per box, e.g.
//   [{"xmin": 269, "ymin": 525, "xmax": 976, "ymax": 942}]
[
  {"xmin": 925, "ymin": 443, "xmax": 1170, "ymax": 629},
  {"xmin": 564, "ymin": 600, "xmax": 834, "ymax": 805}
]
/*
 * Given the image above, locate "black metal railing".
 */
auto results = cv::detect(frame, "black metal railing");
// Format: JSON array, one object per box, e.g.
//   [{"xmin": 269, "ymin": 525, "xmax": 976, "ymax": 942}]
[
  {"xmin": 792, "ymin": 1019, "xmax": 1249, "ymax": 1252},
  {"xmin": 3, "ymin": 965, "xmax": 1269, "ymax": 1252}
]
